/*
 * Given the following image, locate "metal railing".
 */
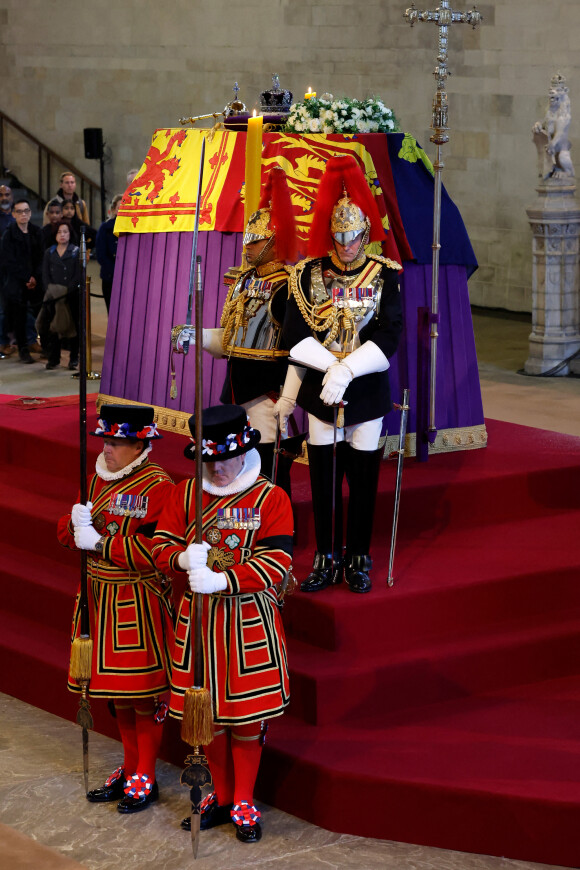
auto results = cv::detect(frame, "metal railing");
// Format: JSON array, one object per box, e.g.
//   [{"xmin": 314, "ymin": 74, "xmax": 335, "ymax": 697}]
[{"xmin": 0, "ymin": 110, "xmax": 101, "ymax": 219}]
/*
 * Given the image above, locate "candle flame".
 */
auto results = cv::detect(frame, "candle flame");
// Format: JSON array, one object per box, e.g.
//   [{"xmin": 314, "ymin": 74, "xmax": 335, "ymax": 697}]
[{"xmin": 252, "ymin": 109, "xmax": 257, "ymax": 117}]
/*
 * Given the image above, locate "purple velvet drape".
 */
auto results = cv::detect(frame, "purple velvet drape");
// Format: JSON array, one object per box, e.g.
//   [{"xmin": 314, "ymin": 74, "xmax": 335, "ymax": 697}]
[{"xmin": 101, "ymin": 232, "xmax": 483, "ymax": 437}]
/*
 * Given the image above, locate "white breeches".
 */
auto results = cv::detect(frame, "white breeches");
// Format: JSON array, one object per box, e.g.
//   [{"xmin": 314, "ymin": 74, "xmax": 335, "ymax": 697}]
[
  {"xmin": 242, "ymin": 395, "xmax": 278, "ymax": 443},
  {"xmin": 307, "ymin": 414, "xmax": 384, "ymax": 450}
]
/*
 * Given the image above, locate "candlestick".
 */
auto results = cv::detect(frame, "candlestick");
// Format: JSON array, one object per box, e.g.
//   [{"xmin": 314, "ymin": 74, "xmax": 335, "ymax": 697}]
[{"xmin": 244, "ymin": 112, "xmax": 263, "ymax": 227}]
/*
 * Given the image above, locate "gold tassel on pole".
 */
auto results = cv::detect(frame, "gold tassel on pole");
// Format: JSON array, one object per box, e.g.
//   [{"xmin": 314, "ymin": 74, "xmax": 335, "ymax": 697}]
[
  {"xmin": 181, "ymin": 686, "xmax": 214, "ymax": 747},
  {"xmin": 69, "ymin": 636, "xmax": 93, "ymax": 683}
]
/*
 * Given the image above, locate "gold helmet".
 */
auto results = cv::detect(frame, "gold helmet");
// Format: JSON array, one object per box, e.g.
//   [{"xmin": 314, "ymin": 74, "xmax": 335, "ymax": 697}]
[
  {"xmin": 330, "ymin": 193, "xmax": 370, "ymax": 246},
  {"xmin": 243, "ymin": 207, "xmax": 273, "ymax": 246}
]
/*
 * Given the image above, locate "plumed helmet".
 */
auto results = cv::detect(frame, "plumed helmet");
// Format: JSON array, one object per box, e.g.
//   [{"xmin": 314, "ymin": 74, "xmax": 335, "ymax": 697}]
[
  {"xmin": 307, "ymin": 155, "xmax": 385, "ymax": 258},
  {"xmin": 243, "ymin": 166, "xmax": 298, "ymax": 263}
]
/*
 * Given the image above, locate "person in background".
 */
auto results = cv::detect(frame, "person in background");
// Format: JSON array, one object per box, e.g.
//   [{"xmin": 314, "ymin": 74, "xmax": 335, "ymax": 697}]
[
  {"xmin": 0, "ymin": 198, "xmax": 43, "ymax": 364},
  {"xmin": 0, "ymin": 184, "xmax": 14, "ymax": 234},
  {"xmin": 0, "ymin": 184, "xmax": 15, "ymax": 357},
  {"xmin": 39, "ymin": 221, "xmax": 80, "ymax": 370},
  {"xmin": 95, "ymin": 194, "xmax": 122, "ymax": 311},
  {"xmin": 41, "ymin": 200, "xmax": 64, "ymax": 251},
  {"xmin": 44, "ymin": 171, "xmax": 89, "ymax": 225},
  {"xmin": 61, "ymin": 199, "xmax": 96, "ymax": 250}
]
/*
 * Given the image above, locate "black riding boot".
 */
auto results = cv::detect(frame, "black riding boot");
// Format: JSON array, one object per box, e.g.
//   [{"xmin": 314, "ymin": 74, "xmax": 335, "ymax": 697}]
[
  {"xmin": 344, "ymin": 445, "xmax": 383, "ymax": 593},
  {"xmin": 301, "ymin": 442, "xmax": 346, "ymax": 592}
]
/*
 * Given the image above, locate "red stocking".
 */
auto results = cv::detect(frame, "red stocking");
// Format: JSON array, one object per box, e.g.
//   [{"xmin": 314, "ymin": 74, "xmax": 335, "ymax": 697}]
[
  {"xmin": 134, "ymin": 701, "xmax": 163, "ymax": 782},
  {"xmin": 113, "ymin": 703, "xmax": 138, "ymax": 775},
  {"xmin": 230, "ymin": 722, "xmax": 263, "ymax": 805},
  {"xmin": 203, "ymin": 728, "xmax": 234, "ymax": 806}
]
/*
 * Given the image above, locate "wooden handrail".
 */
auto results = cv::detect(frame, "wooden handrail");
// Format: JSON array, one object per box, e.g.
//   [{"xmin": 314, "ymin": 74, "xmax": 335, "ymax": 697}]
[{"xmin": 0, "ymin": 109, "xmax": 102, "ymax": 222}]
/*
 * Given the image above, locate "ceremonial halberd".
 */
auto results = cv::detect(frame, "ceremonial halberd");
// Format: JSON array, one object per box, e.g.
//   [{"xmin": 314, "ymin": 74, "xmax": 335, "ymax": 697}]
[{"xmin": 99, "ymin": 129, "xmax": 485, "ymax": 454}]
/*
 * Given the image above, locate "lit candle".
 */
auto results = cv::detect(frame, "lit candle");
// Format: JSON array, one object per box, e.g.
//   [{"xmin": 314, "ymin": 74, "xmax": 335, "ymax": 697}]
[
  {"xmin": 304, "ymin": 87, "xmax": 316, "ymax": 100},
  {"xmin": 244, "ymin": 110, "xmax": 263, "ymax": 227}
]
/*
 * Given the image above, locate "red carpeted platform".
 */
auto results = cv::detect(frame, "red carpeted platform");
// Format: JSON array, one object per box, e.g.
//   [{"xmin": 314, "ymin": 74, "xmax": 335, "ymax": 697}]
[{"xmin": 1, "ymin": 393, "xmax": 580, "ymax": 866}]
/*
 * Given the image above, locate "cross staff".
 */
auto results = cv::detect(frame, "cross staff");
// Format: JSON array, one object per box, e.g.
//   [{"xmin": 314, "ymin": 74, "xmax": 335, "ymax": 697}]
[{"xmin": 403, "ymin": 2, "xmax": 482, "ymax": 452}]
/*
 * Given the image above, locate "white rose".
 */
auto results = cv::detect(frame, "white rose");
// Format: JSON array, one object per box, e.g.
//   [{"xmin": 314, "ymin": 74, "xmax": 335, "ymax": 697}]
[
  {"xmin": 309, "ymin": 117, "xmax": 322, "ymax": 132},
  {"xmin": 294, "ymin": 120, "xmax": 304, "ymax": 132},
  {"xmin": 386, "ymin": 119, "xmax": 394, "ymax": 130}
]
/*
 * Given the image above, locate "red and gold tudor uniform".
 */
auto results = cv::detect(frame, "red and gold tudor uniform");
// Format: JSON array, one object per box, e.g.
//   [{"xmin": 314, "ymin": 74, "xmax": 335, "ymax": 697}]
[
  {"xmin": 58, "ymin": 405, "xmax": 175, "ymax": 814},
  {"xmin": 58, "ymin": 457, "xmax": 174, "ymax": 699},
  {"xmin": 152, "ymin": 461, "xmax": 292, "ymax": 725}
]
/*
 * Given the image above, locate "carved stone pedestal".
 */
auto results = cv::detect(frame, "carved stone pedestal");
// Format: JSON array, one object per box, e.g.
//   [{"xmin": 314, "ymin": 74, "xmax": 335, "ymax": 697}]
[{"xmin": 525, "ymin": 178, "xmax": 580, "ymax": 375}]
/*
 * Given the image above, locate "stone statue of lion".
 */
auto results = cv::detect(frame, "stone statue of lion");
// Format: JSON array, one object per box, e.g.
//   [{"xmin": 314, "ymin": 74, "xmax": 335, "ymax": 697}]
[{"xmin": 532, "ymin": 73, "xmax": 574, "ymax": 179}]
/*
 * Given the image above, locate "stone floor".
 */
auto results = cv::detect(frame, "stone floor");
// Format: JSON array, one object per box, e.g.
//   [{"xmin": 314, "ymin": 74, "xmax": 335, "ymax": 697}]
[
  {"xmin": 0, "ymin": 693, "xmax": 568, "ymax": 870},
  {"xmin": 0, "ymin": 275, "xmax": 577, "ymax": 869}
]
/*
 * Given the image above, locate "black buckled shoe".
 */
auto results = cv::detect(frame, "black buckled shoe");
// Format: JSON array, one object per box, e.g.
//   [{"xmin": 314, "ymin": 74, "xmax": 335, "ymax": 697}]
[
  {"xmin": 300, "ymin": 552, "xmax": 343, "ymax": 593},
  {"xmin": 231, "ymin": 801, "xmax": 262, "ymax": 843},
  {"xmin": 345, "ymin": 554, "xmax": 372, "ymax": 593},
  {"xmin": 117, "ymin": 774, "xmax": 159, "ymax": 814},
  {"xmin": 86, "ymin": 766, "xmax": 126, "ymax": 802},
  {"xmin": 181, "ymin": 792, "xmax": 234, "ymax": 831}
]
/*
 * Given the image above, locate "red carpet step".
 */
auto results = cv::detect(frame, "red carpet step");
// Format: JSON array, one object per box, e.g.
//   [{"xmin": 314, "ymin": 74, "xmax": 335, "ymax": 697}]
[{"xmin": 1, "ymin": 395, "xmax": 579, "ymax": 866}]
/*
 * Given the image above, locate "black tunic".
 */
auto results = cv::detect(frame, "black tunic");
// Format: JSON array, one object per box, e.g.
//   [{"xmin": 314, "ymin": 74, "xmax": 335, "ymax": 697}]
[{"xmin": 283, "ymin": 255, "xmax": 403, "ymax": 426}]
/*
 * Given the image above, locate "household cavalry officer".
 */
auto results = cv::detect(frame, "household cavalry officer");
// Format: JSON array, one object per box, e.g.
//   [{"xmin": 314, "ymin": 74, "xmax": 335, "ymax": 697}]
[
  {"xmin": 185, "ymin": 166, "xmax": 301, "ymax": 496},
  {"xmin": 57, "ymin": 405, "xmax": 175, "ymax": 814},
  {"xmin": 278, "ymin": 154, "xmax": 403, "ymax": 594},
  {"xmin": 152, "ymin": 405, "xmax": 293, "ymax": 843}
]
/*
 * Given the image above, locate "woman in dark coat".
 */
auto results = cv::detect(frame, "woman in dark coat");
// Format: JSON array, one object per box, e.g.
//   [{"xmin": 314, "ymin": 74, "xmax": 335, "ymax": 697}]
[{"xmin": 40, "ymin": 221, "xmax": 81, "ymax": 370}]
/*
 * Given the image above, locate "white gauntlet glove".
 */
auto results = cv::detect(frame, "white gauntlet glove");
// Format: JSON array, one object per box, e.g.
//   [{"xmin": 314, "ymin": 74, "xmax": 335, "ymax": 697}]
[
  {"xmin": 272, "ymin": 396, "xmax": 296, "ymax": 435},
  {"xmin": 71, "ymin": 501, "xmax": 93, "ymax": 528},
  {"xmin": 202, "ymin": 328, "xmax": 225, "ymax": 359},
  {"xmin": 320, "ymin": 362, "xmax": 353, "ymax": 406},
  {"xmin": 177, "ymin": 540, "xmax": 211, "ymax": 571},
  {"xmin": 74, "ymin": 525, "xmax": 101, "ymax": 550},
  {"xmin": 188, "ymin": 566, "xmax": 228, "ymax": 594},
  {"xmin": 273, "ymin": 364, "xmax": 306, "ymax": 433}
]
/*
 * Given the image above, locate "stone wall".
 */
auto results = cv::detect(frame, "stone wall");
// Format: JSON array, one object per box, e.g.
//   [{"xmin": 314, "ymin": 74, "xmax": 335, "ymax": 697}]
[{"xmin": 1, "ymin": 0, "xmax": 579, "ymax": 311}]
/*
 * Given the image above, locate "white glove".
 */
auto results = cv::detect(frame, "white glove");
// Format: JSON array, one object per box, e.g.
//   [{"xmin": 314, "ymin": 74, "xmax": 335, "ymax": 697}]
[
  {"xmin": 188, "ymin": 566, "xmax": 228, "ymax": 594},
  {"xmin": 273, "ymin": 364, "xmax": 306, "ymax": 433},
  {"xmin": 178, "ymin": 540, "xmax": 211, "ymax": 571},
  {"xmin": 320, "ymin": 362, "xmax": 353, "ymax": 405},
  {"xmin": 74, "ymin": 525, "xmax": 101, "ymax": 550},
  {"xmin": 342, "ymin": 340, "xmax": 389, "ymax": 377},
  {"xmin": 202, "ymin": 328, "xmax": 225, "ymax": 359},
  {"xmin": 272, "ymin": 396, "xmax": 296, "ymax": 434},
  {"xmin": 289, "ymin": 337, "xmax": 336, "ymax": 372},
  {"xmin": 71, "ymin": 501, "xmax": 93, "ymax": 528}
]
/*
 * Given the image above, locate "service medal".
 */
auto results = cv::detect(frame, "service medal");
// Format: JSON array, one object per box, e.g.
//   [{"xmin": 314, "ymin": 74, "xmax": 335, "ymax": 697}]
[{"xmin": 93, "ymin": 513, "xmax": 106, "ymax": 531}]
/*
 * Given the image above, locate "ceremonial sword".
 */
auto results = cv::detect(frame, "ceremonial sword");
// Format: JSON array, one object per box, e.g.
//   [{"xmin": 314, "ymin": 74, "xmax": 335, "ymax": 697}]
[{"xmin": 387, "ymin": 388, "xmax": 410, "ymax": 587}]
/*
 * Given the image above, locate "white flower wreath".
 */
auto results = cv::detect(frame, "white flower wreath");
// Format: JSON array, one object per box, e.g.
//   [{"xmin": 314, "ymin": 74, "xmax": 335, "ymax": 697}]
[{"xmin": 283, "ymin": 96, "xmax": 401, "ymax": 135}]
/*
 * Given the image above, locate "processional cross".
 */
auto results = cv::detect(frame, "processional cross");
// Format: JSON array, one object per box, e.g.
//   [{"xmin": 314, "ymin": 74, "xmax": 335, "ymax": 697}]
[{"xmin": 403, "ymin": 2, "xmax": 482, "ymax": 456}]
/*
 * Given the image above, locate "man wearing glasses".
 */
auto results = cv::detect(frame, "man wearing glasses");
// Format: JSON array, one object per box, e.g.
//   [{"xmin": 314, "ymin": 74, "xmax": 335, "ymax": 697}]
[{"xmin": 0, "ymin": 198, "xmax": 43, "ymax": 363}]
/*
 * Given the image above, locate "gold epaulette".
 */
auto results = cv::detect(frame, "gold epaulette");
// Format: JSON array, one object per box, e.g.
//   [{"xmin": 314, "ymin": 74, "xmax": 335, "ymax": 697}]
[{"xmin": 367, "ymin": 254, "xmax": 403, "ymax": 271}]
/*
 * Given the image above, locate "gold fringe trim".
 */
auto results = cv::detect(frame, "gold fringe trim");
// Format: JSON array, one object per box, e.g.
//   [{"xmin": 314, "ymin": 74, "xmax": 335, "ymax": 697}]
[
  {"xmin": 181, "ymin": 687, "xmax": 214, "ymax": 747},
  {"xmin": 97, "ymin": 394, "xmax": 487, "ymax": 455},
  {"xmin": 381, "ymin": 423, "xmax": 488, "ymax": 457},
  {"xmin": 69, "ymin": 637, "xmax": 93, "ymax": 683}
]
